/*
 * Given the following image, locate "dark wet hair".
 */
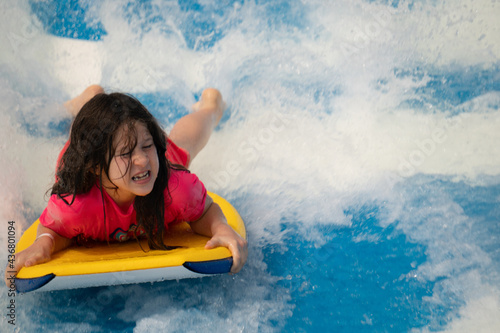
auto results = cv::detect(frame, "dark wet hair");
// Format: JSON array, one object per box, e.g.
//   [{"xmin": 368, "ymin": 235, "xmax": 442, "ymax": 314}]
[{"xmin": 52, "ymin": 92, "xmax": 174, "ymax": 250}]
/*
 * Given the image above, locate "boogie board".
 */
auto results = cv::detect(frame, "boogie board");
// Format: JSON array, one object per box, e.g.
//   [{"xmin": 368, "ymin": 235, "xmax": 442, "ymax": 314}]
[{"xmin": 14, "ymin": 192, "xmax": 246, "ymax": 293}]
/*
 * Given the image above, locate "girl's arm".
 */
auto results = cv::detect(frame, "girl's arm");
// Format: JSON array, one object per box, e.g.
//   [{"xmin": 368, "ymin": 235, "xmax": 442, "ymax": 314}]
[
  {"xmin": 189, "ymin": 195, "xmax": 248, "ymax": 274},
  {"xmin": 4, "ymin": 224, "xmax": 73, "ymax": 287}
]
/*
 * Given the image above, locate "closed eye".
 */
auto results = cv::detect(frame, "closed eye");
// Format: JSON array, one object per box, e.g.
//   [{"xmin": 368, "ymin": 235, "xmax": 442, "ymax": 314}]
[
  {"xmin": 115, "ymin": 148, "xmax": 132, "ymax": 158},
  {"xmin": 117, "ymin": 151, "xmax": 132, "ymax": 158}
]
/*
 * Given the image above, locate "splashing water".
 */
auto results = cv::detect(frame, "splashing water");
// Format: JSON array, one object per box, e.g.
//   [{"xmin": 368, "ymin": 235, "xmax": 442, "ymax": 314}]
[{"xmin": 1, "ymin": 0, "xmax": 499, "ymax": 331}]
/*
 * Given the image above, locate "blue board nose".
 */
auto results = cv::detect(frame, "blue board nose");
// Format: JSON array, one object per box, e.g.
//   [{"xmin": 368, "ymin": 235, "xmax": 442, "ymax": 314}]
[
  {"xmin": 16, "ymin": 274, "xmax": 56, "ymax": 293},
  {"xmin": 183, "ymin": 257, "xmax": 233, "ymax": 274}
]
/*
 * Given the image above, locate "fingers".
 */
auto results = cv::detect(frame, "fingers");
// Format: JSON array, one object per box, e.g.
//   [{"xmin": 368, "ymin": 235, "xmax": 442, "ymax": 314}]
[
  {"xmin": 205, "ymin": 235, "xmax": 248, "ymax": 274},
  {"xmin": 4, "ymin": 240, "xmax": 53, "ymax": 288},
  {"xmin": 24, "ymin": 250, "xmax": 51, "ymax": 268},
  {"xmin": 229, "ymin": 238, "xmax": 248, "ymax": 274},
  {"xmin": 4, "ymin": 255, "xmax": 25, "ymax": 288},
  {"xmin": 204, "ymin": 238, "xmax": 220, "ymax": 250}
]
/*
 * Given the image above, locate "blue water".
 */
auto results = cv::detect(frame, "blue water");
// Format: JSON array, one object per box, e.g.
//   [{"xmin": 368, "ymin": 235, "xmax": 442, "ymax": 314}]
[{"xmin": 1, "ymin": 0, "xmax": 499, "ymax": 332}]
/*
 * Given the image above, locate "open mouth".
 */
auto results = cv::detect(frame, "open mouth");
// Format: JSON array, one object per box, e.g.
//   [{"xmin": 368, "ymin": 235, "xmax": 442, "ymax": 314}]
[{"xmin": 132, "ymin": 171, "xmax": 150, "ymax": 181}]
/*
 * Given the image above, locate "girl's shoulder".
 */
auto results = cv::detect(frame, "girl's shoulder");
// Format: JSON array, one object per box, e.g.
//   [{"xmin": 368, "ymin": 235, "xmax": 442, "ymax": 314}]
[
  {"xmin": 165, "ymin": 168, "xmax": 207, "ymax": 221},
  {"xmin": 46, "ymin": 186, "xmax": 104, "ymax": 220},
  {"xmin": 168, "ymin": 168, "xmax": 203, "ymax": 193},
  {"xmin": 41, "ymin": 186, "xmax": 104, "ymax": 239}
]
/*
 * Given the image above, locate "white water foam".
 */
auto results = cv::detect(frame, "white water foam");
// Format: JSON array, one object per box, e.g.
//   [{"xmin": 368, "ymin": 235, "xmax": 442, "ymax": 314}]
[{"xmin": 1, "ymin": 0, "xmax": 499, "ymax": 331}]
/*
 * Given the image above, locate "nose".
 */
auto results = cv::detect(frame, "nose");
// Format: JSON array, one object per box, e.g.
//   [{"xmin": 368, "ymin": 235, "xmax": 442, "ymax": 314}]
[{"xmin": 132, "ymin": 149, "xmax": 149, "ymax": 166}]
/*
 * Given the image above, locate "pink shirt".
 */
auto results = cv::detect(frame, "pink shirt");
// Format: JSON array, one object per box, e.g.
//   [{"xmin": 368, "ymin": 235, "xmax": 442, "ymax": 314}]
[{"xmin": 39, "ymin": 139, "xmax": 207, "ymax": 242}]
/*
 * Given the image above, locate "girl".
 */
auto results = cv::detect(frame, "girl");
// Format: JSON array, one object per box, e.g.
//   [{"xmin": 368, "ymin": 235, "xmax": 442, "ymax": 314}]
[{"xmin": 5, "ymin": 85, "xmax": 247, "ymax": 287}]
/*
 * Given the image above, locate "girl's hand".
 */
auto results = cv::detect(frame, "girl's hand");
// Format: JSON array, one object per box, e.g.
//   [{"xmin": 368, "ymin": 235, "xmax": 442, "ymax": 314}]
[
  {"xmin": 4, "ymin": 236, "xmax": 54, "ymax": 288},
  {"xmin": 4, "ymin": 225, "xmax": 72, "ymax": 289},
  {"xmin": 205, "ymin": 224, "xmax": 248, "ymax": 274},
  {"xmin": 189, "ymin": 196, "xmax": 248, "ymax": 274}
]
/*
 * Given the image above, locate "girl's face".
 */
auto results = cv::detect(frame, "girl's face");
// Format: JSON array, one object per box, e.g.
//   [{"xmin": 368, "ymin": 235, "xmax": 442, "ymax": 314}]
[{"xmin": 102, "ymin": 121, "xmax": 159, "ymax": 208}]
